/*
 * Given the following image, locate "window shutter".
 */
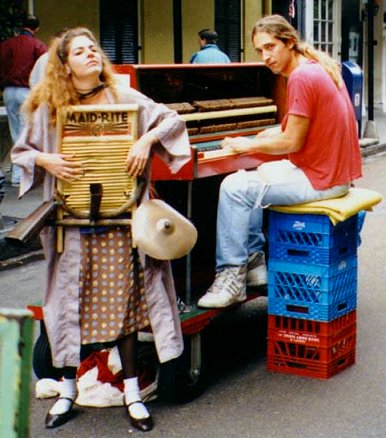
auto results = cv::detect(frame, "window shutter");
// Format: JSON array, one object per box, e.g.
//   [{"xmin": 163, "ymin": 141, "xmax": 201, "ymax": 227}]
[
  {"xmin": 100, "ymin": 0, "xmax": 138, "ymax": 64},
  {"xmin": 215, "ymin": 0, "xmax": 241, "ymax": 62}
]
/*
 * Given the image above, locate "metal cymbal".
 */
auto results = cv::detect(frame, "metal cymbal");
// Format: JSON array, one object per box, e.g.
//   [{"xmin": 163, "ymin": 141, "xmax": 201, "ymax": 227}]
[{"xmin": 132, "ymin": 199, "xmax": 197, "ymax": 260}]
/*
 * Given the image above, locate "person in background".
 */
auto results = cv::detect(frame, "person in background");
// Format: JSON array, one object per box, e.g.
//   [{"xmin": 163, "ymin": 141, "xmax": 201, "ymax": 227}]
[
  {"xmin": 12, "ymin": 27, "xmax": 190, "ymax": 432},
  {"xmin": 0, "ymin": 15, "xmax": 47, "ymax": 186},
  {"xmin": 29, "ymin": 28, "xmax": 68, "ymax": 88},
  {"xmin": 190, "ymin": 29, "xmax": 231, "ymax": 64},
  {"xmin": 197, "ymin": 14, "xmax": 362, "ymax": 309}
]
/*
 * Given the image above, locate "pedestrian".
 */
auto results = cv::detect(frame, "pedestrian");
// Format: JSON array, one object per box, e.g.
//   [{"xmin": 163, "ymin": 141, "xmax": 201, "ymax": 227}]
[
  {"xmin": 197, "ymin": 14, "xmax": 362, "ymax": 309},
  {"xmin": 190, "ymin": 29, "xmax": 231, "ymax": 64},
  {"xmin": 11, "ymin": 27, "xmax": 190, "ymax": 432},
  {"xmin": 29, "ymin": 28, "xmax": 68, "ymax": 88},
  {"xmin": 0, "ymin": 15, "xmax": 47, "ymax": 186}
]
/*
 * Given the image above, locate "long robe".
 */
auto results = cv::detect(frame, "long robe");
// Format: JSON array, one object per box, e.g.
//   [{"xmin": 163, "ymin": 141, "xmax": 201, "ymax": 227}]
[{"xmin": 11, "ymin": 85, "xmax": 191, "ymax": 367}]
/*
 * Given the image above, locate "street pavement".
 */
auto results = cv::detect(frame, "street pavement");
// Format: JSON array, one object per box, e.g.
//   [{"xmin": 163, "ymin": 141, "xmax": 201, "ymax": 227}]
[{"xmin": 1, "ymin": 112, "xmax": 386, "ymax": 437}]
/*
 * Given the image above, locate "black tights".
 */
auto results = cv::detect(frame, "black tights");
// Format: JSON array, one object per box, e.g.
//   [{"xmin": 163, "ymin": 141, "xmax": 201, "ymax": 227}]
[
  {"xmin": 117, "ymin": 333, "xmax": 137, "ymax": 379},
  {"xmin": 58, "ymin": 333, "xmax": 138, "ymax": 380},
  {"xmin": 63, "ymin": 366, "xmax": 77, "ymax": 379}
]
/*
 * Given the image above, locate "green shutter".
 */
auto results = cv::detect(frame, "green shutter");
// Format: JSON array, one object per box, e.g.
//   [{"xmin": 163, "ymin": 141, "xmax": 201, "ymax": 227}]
[
  {"xmin": 100, "ymin": 0, "xmax": 138, "ymax": 64},
  {"xmin": 215, "ymin": 0, "xmax": 241, "ymax": 62},
  {"xmin": 0, "ymin": 309, "xmax": 34, "ymax": 438}
]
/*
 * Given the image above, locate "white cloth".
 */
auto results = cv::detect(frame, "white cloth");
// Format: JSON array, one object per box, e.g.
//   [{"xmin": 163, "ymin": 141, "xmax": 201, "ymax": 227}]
[
  {"xmin": 35, "ymin": 347, "xmax": 158, "ymax": 407},
  {"xmin": 29, "ymin": 53, "xmax": 49, "ymax": 88}
]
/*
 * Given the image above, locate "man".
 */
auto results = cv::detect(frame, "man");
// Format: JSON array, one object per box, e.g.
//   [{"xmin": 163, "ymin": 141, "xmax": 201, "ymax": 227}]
[
  {"xmin": 197, "ymin": 15, "xmax": 362, "ymax": 309},
  {"xmin": 0, "ymin": 15, "xmax": 47, "ymax": 186},
  {"xmin": 190, "ymin": 29, "xmax": 231, "ymax": 64}
]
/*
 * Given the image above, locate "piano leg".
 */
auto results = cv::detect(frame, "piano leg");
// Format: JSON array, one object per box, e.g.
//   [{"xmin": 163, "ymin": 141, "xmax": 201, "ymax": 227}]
[
  {"xmin": 185, "ymin": 181, "xmax": 193, "ymax": 306},
  {"xmin": 154, "ymin": 176, "xmax": 222, "ymax": 304}
]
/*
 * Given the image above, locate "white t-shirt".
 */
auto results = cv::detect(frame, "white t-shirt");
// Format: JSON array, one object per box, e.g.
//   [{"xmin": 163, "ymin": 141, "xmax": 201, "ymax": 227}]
[{"xmin": 29, "ymin": 52, "xmax": 49, "ymax": 88}]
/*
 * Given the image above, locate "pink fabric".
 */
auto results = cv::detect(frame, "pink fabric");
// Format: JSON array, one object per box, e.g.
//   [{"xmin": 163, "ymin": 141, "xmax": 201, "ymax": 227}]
[{"xmin": 281, "ymin": 61, "xmax": 362, "ymax": 190}]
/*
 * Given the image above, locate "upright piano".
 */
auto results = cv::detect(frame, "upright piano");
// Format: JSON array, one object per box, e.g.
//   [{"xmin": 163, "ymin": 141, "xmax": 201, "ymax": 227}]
[{"xmin": 113, "ymin": 63, "xmax": 287, "ymax": 303}]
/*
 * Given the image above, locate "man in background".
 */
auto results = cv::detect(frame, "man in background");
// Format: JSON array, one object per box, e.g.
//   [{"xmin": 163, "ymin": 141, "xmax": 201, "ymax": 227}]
[
  {"xmin": 29, "ymin": 28, "xmax": 68, "ymax": 89},
  {"xmin": 190, "ymin": 29, "xmax": 231, "ymax": 64},
  {"xmin": 0, "ymin": 15, "xmax": 47, "ymax": 186}
]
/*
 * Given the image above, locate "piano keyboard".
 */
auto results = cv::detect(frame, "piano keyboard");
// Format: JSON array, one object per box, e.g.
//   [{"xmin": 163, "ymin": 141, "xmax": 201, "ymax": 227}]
[
  {"xmin": 192, "ymin": 124, "xmax": 280, "ymax": 152},
  {"xmin": 193, "ymin": 134, "xmax": 257, "ymax": 160}
]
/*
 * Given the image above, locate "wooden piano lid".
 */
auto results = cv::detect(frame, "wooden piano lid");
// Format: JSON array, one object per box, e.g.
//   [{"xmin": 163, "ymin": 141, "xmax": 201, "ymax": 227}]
[{"xmin": 112, "ymin": 62, "xmax": 286, "ymax": 123}]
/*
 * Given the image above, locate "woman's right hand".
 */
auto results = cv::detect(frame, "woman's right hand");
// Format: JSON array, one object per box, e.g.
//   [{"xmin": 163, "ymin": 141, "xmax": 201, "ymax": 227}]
[{"xmin": 36, "ymin": 152, "xmax": 84, "ymax": 183}]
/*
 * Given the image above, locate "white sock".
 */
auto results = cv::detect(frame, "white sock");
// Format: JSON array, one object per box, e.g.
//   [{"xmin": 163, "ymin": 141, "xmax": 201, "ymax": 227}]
[
  {"xmin": 49, "ymin": 378, "xmax": 77, "ymax": 415},
  {"xmin": 124, "ymin": 377, "xmax": 149, "ymax": 419},
  {"xmin": 49, "ymin": 398, "xmax": 73, "ymax": 415}
]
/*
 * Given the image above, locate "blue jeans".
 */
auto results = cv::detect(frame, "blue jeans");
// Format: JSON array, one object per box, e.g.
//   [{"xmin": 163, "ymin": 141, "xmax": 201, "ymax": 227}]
[
  {"xmin": 216, "ymin": 160, "xmax": 350, "ymax": 270},
  {"xmin": 3, "ymin": 86, "xmax": 30, "ymax": 184}
]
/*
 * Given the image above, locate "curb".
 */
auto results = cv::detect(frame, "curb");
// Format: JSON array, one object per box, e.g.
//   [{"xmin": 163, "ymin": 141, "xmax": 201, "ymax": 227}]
[
  {"xmin": 0, "ymin": 249, "xmax": 45, "ymax": 271},
  {"xmin": 360, "ymin": 141, "xmax": 386, "ymax": 158}
]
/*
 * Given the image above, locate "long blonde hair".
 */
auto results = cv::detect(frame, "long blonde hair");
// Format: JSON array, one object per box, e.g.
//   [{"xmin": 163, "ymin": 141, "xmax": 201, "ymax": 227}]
[
  {"xmin": 24, "ymin": 27, "xmax": 118, "ymax": 124},
  {"xmin": 252, "ymin": 15, "xmax": 343, "ymax": 89}
]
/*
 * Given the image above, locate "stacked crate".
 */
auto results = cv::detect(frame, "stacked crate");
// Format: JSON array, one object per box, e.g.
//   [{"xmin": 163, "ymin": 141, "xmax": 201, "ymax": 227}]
[{"xmin": 266, "ymin": 210, "xmax": 359, "ymax": 379}]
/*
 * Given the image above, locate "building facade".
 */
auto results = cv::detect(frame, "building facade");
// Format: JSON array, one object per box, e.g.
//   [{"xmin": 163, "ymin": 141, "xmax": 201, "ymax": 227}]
[{"xmin": 2, "ymin": 1, "xmax": 386, "ymax": 115}]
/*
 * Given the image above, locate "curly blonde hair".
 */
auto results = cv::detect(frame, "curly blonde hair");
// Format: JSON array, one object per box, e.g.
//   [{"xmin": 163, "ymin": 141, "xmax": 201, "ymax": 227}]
[
  {"xmin": 252, "ymin": 15, "xmax": 343, "ymax": 89},
  {"xmin": 23, "ymin": 27, "xmax": 118, "ymax": 124}
]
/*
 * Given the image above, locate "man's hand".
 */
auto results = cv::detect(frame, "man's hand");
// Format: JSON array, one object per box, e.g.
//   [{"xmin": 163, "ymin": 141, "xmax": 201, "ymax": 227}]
[
  {"xmin": 221, "ymin": 136, "xmax": 255, "ymax": 154},
  {"xmin": 256, "ymin": 126, "xmax": 282, "ymax": 138}
]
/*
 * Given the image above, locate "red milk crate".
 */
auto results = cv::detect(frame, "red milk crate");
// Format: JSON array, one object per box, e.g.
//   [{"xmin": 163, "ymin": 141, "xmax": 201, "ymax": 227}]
[
  {"xmin": 267, "ymin": 349, "xmax": 355, "ymax": 379},
  {"xmin": 266, "ymin": 315, "xmax": 356, "ymax": 379},
  {"xmin": 267, "ymin": 310, "xmax": 357, "ymax": 348}
]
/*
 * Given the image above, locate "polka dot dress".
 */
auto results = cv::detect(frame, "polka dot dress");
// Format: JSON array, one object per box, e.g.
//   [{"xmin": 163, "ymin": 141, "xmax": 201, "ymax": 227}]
[{"xmin": 79, "ymin": 227, "xmax": 149, "ymax": 344}]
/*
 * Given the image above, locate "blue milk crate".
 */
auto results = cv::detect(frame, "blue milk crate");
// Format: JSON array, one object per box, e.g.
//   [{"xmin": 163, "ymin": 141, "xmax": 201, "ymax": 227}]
[
  {"xmin": 268, "ymin": 211, "xmax": 358, "ymax": 265},
  {"xmin": 268, "ymin": 257, "xmax": 357, "ymax": 321}
]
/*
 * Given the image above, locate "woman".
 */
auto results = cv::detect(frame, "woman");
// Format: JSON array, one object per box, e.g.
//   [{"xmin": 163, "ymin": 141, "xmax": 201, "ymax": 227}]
[
  {"xmin": 197, "ymin": 14, "xmax": 362, "ymax": 309},
  {"xmin": 12, "ymin": 27, "xmax": 190, "ymax": 432}
]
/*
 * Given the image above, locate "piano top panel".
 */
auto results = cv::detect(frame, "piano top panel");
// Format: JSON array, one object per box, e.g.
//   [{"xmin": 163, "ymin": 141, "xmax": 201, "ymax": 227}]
[{"xmin": 113, "ymin": 63, "xmax": 287, "ymax": 122}]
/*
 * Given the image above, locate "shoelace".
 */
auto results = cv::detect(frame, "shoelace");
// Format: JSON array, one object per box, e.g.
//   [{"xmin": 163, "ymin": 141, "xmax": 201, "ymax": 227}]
[{"xmin": 210, "ymin": 268, "xmax": 245, "ymax": 296}]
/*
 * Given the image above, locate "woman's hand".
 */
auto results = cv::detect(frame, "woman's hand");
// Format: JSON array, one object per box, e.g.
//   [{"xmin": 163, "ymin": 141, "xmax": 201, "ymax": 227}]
[
  {"xmin": 36, "ymin": 152, "xmax": 84, "ymax": 183},
  {"xmin": 221, "ymin": 136, "xmax": 255, "ymax": 154},
  {"xmin": 126, "ymin": 131, "xmax": 158, "ymax": 177}
]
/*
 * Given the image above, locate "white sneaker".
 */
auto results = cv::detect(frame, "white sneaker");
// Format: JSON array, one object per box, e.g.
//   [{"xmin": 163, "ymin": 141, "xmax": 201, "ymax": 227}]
[
  {"xmin": 197, "ymin": 266, "xmax": 247, "ymax": 308},
  {"xmin": 246, "ymin": 252, "xmax": 267, "ymax": 287}
]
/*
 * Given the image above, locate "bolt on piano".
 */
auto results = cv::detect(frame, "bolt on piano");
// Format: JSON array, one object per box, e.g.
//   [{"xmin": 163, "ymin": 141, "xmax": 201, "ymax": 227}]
[{"xmin": 113, "ymin": 63, "xmax": 287, "ymax": 302}]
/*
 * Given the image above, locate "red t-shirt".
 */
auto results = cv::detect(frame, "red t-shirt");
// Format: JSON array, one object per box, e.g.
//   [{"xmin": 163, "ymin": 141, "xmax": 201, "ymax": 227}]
[
  {"xmin": 281, "ymin": 61, "xmax": 362, "ymax": 190},
  {"xmin": 0, "ymin": 31, "xmax": 47, "ymax": 88}
]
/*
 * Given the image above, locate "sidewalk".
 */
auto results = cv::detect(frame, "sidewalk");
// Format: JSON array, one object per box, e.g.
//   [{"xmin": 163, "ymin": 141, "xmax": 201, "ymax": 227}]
[
  {"xmin": 1, "ymin": 108, "xmax": 386, "ymax": 267},
  {"xmin": 360, "ymin": 106, "xmax": 386, "ymax": 156}
]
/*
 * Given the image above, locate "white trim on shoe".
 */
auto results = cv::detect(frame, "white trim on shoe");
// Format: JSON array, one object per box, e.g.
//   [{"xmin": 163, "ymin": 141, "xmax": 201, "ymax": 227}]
[
  {"xmin": 197, "ymin": 266, "xmax": 247, "ymax": 308},
  {"xmin": 246, "ymin": 252, "xmax": 267, "ymax": 287}
]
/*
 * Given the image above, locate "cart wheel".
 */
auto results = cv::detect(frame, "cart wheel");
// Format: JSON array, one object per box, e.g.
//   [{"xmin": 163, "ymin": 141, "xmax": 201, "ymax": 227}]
[
  {"xmin": 158, "ymin": 333, "xmax": 206, "ymax": 403},
  {"xmin": 33, "ymin": 322, "xmax": 63, "ymax": 380}
]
